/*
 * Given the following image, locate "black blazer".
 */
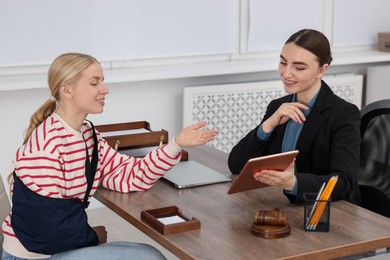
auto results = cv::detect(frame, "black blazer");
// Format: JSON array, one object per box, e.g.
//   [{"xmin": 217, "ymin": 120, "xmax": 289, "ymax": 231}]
[{"xmin": 228, "ymin": 81, "xmax": 362, "ymax": 205}]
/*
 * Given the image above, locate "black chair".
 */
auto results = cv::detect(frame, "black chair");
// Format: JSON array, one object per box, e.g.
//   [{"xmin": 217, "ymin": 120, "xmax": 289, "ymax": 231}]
[{"xmin": 359, "ymin": 99, "xmax": 390, "ymax": 218}]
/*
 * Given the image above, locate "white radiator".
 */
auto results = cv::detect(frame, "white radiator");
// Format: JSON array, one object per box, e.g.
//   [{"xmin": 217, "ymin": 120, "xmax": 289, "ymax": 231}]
[{"xmin": 183, "ymin": 74, "xmax": 363, "ymax": 153}]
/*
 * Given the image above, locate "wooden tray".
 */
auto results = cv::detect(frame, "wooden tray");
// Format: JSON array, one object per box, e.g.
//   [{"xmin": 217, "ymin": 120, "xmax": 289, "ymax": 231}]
[{"xmin": 141, "ymin": 206, "xmax": 200, "ymax": 235}]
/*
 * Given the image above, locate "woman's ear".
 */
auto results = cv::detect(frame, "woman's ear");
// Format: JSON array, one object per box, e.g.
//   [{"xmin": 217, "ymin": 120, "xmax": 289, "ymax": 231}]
[
  {"xmin": 59, "ymin": 84, "xmax": 73, "ymax": 99},
  {"xmin": 317, "ymin": 64, "xmax": 329, "ymax": 78}
]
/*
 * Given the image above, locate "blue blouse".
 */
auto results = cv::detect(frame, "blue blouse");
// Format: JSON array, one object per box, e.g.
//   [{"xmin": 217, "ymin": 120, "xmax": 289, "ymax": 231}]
[{"xmin": 256, "ymin": 91, "xmax": 319, "ymax": 194}]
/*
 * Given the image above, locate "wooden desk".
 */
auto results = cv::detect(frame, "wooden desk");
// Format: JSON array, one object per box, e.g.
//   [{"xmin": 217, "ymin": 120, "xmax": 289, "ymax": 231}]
[{"xmin": 94, "ymin": 146, "xmax": 390, "ymax": 260}]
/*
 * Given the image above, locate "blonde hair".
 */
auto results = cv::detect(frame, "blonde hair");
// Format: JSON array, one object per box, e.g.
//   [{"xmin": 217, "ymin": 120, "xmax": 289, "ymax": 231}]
[
  {"xmin": 8, "ymin": 53, "xmax": 98, "ymax": 185},
  {"xmin": 23, "ymin": 53, "xmax": 98, "ymax": 144}
]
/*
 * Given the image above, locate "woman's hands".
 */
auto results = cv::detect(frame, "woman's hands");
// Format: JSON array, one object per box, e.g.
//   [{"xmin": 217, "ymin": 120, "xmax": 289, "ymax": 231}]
[
  {"xmin": 253, "ymin": 159, "xmax": 296, "ymax": 190},
  {"xmin": 175, "ymin": 121, "xmax": 218, "ymax": 148},
  {"xmin": 262, "ymin": 102, "xmax": 308, "ymax": 133}
]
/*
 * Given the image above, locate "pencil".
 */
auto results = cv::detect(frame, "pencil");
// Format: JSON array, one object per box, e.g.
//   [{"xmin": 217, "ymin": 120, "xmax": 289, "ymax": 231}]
[
  {"xmin": 309, "ymin": 177, "xmax": 334, "ymax": 230},
  {"xmin": 307, "ymin": 176, "xmax": 337, "ymax": 229},
  {"xmin": 305, "ymin": 182, "xmax": 326, "ymax": 230},
  {"xmin": 309, "ymin": 176, "xmax": 338, "ymax": 230}
]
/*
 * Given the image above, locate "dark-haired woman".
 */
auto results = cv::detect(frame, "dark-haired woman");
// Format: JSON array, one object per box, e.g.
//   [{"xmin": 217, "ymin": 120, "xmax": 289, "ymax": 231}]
[{"xmin": 228, "ymin": 29, "xmax": 361, "ymax": 205}]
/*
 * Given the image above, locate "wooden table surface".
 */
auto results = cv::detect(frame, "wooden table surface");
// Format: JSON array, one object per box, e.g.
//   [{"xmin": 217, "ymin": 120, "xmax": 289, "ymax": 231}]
[{"xmin": 94, "ymin": 146, "xmax": 390, "ymax": 260}]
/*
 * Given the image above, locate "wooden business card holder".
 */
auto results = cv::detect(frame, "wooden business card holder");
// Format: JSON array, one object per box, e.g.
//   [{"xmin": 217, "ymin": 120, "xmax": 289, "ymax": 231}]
[
  {"xmin": 95, "ymin": 121, "xmax": 188, "ymax": 161},
  {"xmin": 141, "ymin": 206, "xmax": 201, "ymax": 235},
  {"xmin": 251, "ymin": 207, "xmax": 291, "ymax": 239}
]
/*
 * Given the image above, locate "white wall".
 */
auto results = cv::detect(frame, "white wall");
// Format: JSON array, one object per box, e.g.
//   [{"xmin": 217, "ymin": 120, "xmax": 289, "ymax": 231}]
[
  {"xmin": 0, "ymin": 0, "xmax": 238, "ymax": 67},
  {"xmin": 3, "ymin": 0, "xmax": 390, "ymax": 72},
  {"xmin": 366, "ymin": 65, "xmax": 390, "ymax": 104}
]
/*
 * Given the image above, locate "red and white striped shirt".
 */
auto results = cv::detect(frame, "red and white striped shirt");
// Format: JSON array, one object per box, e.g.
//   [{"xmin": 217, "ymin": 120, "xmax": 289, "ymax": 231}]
[{"xmin": 2, "ymin": 113, "xmax": 182, "ymax": 258}]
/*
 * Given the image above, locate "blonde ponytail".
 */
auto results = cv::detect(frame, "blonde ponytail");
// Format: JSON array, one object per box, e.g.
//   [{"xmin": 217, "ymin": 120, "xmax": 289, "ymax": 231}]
[{"xmin": 23, "ymin": 100, "xmax": 57, "ymax": 144}]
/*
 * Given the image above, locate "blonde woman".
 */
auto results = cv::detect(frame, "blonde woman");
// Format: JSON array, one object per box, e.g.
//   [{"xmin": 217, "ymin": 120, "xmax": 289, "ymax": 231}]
[{"xmin": 2, "ymin": 53, "xmax": 217, "ymax": 260}]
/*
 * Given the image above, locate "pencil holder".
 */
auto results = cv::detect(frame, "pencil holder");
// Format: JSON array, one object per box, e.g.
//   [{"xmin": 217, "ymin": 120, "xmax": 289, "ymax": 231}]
[{"xmin": 304, "ymin": 193, "xmax": 330, "ymax": 232}]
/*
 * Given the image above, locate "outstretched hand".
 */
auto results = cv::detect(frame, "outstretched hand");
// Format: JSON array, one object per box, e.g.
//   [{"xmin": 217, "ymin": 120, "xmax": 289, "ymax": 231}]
[{"xmin": 175, "ymin": 121, "xmax": 218, "ymax": 148}]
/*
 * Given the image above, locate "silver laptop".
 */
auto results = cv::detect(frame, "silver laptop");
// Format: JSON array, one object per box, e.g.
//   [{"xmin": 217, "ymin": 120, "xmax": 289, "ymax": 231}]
[{"xmin": 162, "ymin": 161, "xmax": 232, "ymax": 189}]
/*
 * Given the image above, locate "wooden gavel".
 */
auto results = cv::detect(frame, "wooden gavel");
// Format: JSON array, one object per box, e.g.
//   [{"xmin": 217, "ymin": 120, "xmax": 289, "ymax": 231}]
[{"xmin": 254, "ymin": 207, "xmax": 287, "ymax": 226}]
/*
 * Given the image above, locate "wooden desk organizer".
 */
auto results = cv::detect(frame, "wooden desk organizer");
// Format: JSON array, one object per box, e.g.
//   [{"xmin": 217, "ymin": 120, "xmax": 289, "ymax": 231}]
[
  {"xmin": 141, "ymin": 206, "xmax": 201, "ymax": 235},
  {"xmin": 95, "ymin": 121, "xmax": 188, "ymax": 161}
]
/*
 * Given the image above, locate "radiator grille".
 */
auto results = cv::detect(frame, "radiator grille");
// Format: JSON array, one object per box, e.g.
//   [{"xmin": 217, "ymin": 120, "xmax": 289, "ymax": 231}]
[{"xmin": 183, "ymin": 74, "xmax": 363, "ymax": 153}]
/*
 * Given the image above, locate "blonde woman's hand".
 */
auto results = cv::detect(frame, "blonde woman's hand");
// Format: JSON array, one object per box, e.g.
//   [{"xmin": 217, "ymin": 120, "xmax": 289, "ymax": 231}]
[
  {"xmin": 175, "ymin": 121, "xmax": 218, "ymax": 147},
  {"xmin": 262, "ymin": 102, "xmax": 308, "ymax": 133}
]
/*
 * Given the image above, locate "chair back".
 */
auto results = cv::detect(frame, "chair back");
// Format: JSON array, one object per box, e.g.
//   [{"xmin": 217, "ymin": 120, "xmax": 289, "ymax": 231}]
[
  {"xmin": 359, "ymin": 99, "xmax": 390, "ymax": 217},
  {"xmin": 0, "ymin": 175, "xmax": 11, "ymax": 255}
]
